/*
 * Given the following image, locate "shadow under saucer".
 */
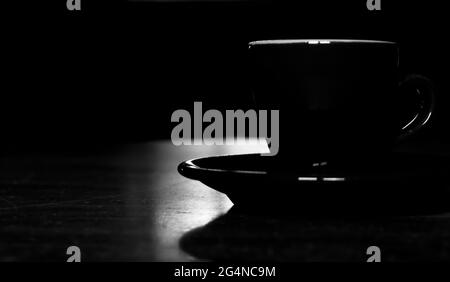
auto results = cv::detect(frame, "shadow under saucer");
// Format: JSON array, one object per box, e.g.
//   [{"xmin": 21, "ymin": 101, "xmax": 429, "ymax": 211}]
[{"xmin": 180, "ymin": 206, "xmax": 450, "ymax": 262}]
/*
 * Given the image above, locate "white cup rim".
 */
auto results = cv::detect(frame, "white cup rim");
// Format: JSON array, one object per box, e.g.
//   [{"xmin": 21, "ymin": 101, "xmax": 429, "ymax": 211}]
[{"xmin": 248, "ymin": 39, "xmax": 396, "ymax": 46}]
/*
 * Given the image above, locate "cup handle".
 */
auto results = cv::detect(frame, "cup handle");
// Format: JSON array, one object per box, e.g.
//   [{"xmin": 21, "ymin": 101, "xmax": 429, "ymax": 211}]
[{"xmin": 397, "ymin": 74, "xmax": 435, "ymax": 141}]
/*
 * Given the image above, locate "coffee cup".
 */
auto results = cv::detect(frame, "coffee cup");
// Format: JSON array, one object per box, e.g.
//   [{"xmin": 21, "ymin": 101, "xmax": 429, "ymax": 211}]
[{"xmin": 248, "ymin": 39, "xmax": 434, "ymax": 161}]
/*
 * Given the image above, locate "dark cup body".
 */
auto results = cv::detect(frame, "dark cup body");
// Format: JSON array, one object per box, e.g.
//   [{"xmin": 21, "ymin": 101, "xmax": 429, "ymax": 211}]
[{"xmin": 248, "ymin": 40, "xmax": 403, "ymax": 160}]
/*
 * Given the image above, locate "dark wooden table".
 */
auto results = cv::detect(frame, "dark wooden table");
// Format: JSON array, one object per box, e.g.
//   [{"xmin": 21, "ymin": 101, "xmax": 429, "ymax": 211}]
[{"xmin": 1, "ymin": 140, "xmax": 450, "ymax": 262}]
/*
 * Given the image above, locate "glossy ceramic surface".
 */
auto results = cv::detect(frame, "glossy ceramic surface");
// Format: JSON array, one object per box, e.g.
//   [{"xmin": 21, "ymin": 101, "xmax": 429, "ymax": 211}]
[{"xmin": 179, "ymin": 153, "xmax": 450, "ymax": 214}]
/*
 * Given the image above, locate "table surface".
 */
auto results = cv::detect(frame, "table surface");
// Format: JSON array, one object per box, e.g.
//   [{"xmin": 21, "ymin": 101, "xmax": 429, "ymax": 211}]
[{"xmin": 1, "ymin": 140, "xmax": 450, "ymax": 262}]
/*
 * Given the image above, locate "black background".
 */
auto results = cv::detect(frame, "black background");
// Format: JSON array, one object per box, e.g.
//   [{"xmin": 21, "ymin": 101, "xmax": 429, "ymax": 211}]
[{"xmin": 2, "ymin": 0, "xmax": 448, "ymax": 148}]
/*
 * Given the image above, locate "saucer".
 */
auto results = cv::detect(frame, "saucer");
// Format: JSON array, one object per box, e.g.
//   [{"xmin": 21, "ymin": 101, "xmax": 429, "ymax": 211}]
[{"xmin": 178, "ymin": 153, "xmax": 450, "ymax": 214}]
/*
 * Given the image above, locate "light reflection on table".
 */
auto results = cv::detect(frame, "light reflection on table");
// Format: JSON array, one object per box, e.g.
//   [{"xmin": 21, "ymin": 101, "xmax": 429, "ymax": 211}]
[{"xmin": 118, "ymin": 139, "xmax": 268, "ymax": 261}]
